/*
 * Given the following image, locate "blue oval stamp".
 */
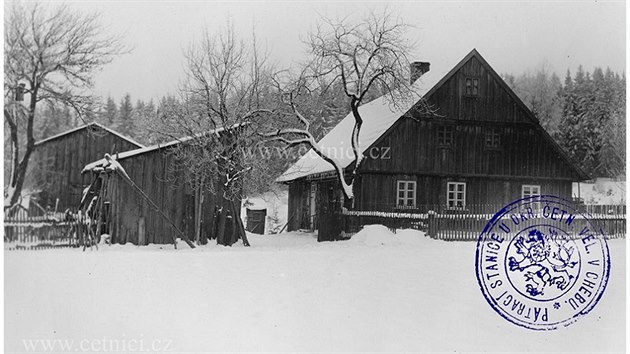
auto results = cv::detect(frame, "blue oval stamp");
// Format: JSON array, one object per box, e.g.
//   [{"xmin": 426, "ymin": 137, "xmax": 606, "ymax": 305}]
[{"xmin": 475, "ymin": 195, "xmax": 610, "ymax": 330}]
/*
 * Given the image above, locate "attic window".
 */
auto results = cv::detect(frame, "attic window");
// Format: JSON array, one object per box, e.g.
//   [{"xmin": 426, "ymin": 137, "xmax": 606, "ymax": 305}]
[
  {"xmin": 437, "ymin": 125, "xmax": 453, "ymax": 146},
  {"xmin": 465, "ymin": 78, "xmax": 479, "ymax": 95},
  {"xmin": 484, "ymin": 128, "xmax": 501, "ymax": 149}
]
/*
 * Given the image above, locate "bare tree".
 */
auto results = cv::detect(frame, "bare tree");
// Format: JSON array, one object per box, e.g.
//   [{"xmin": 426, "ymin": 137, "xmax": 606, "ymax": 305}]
[
  {"xmin": 264, "ymin": 10, "xmax": 422, "ymax": 201},
  {"xmin": 4, "ymin": 2, "xmax": 125, "ymax": 209},
  {"xmin": 156, "ymin": 24, "xmax": 273, "ymax": 246}
]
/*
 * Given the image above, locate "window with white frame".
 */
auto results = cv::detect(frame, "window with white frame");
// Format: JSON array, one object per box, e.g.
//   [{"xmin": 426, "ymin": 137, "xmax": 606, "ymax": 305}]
[
  {"xmin": 522, "ymin": 185, "xmax": 541, "ymax": 212},
  {"xmin": 397, "ymin": 181, "xmax": 416, "ymax": 208},
  {"xmin": 447, "ymin": 182, "xmax": 466, "ymax": 209},
  {"xmin": 522, "ymin": 185, "xmax": 541, "ymax": 199}
]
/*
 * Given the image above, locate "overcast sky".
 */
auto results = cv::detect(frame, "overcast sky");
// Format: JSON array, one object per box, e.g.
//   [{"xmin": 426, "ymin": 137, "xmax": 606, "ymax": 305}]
[{"xmin": 66, "ymin": 0, "xmax": 626, "ymax": 102}]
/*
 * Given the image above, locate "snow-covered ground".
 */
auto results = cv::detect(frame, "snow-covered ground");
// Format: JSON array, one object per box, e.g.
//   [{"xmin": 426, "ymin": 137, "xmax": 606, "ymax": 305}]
[
  {"xmin": 5, "ymin": 227, "xmax": 626, "ymax": 353},
  {"xmin": 574, "ymin": 178, "xmax": 625, "ymax": 205}
]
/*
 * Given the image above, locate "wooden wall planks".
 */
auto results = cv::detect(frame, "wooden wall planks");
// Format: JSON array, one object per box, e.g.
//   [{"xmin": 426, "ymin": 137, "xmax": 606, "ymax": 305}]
[{"xmin": 31, "ymin": 125, "xmax": 140, "ymax": 211}]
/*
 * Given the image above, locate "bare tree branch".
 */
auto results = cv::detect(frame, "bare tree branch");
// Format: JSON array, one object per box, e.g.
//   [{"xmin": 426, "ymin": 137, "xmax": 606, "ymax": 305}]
[
  {"xmin": 4, "ymin": 2, "xmax": 126, "ymax": 209},
  {"xmin": 264, "ymin": 9, "xmax": 420, "ymax": 202},
  {"xmin": 150, "ymin": 23, "xmax": 275, "ymax": 246}
]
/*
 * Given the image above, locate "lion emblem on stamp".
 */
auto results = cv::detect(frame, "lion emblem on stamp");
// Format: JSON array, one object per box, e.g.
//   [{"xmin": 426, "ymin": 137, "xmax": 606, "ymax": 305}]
[{"xmin": 476, "ymin": 195, "xmax": 610, "ymax": 330}]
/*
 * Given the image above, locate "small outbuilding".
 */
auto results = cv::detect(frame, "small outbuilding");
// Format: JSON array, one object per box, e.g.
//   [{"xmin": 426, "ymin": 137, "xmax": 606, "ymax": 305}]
[
  {"xmin": 30, "ymin": 122, "xmax": 143, "ymax": 211},
  {"xmin": 82, "ymin": 126, "xmax": 244, "ymax": 246},
  {"xmin": 245, "ymin": 200, "xmax": 267, "ymax": 235}
]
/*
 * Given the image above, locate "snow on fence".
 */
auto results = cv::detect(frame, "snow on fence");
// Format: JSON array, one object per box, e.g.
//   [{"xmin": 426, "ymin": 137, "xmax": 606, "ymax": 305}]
[
  {"xmin": 4, "ymin": 209, "xmax": 85, "ymax": 250},
  {"xmin": 341, "ymin": 204, "xmax": 626, "ymax": 241}
]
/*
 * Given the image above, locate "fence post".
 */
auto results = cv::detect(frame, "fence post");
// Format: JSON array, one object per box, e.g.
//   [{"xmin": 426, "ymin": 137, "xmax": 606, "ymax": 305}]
[{"xmin": 428, "ymin": 211, "xmax": 436, "ymax": 239}]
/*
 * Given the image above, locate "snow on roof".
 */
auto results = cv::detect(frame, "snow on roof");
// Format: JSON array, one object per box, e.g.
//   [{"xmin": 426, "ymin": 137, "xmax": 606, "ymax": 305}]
[
  {"xmin": 276, "ymin": 64, "xmax": 451, "ymax": 183},
  {"xmin": 34, "ymin": 122, "xmax": 144, "ymax": 148},
  {"xmin": 82, "ymin": 123, "xmax": 246, "ymax": 173},
  {"xmin": 245, "ymin": 197, "xmax": 267, "ymax": 210}
]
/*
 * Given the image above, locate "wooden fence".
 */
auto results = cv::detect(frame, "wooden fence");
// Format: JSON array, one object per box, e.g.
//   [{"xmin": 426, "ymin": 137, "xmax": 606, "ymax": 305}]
[
  {"xmin": 341, "ymin": 204, "xmax": 626, "ymax": 241},
  {"xmin": 4, "ymin": 209, "xmax": 84, "ymax": 250}
]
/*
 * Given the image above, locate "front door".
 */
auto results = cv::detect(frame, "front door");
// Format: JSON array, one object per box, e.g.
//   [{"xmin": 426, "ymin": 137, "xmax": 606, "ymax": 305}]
[{"xmin": 317, "ymin": 181, "xmax": 342, "ymax": 242}]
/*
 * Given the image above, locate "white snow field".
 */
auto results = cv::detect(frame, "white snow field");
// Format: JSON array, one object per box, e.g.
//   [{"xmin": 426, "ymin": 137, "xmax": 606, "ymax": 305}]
[
  {"xmin": 5, "ymin": 226, "xmax": 626, "ymax": 353},
  {"xmin": 573, "ymin": 179, "xmax": 626, "ymax": 205}
]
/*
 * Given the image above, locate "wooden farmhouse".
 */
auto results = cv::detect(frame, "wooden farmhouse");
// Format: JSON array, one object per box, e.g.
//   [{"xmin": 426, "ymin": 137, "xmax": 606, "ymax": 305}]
[
  {"xmin": 82, "ymin": 126, "xmax": 243, "ymax": 246},
  {"xmin": 30, "ymin": 122, "xmax": 143, "ymax": 211},
  {"xmin": 277, "ymin": 49, "xmax": 589, "ymax": 233}
]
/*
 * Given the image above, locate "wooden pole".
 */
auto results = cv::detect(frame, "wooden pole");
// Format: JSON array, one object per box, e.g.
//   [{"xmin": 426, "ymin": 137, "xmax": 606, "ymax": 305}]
[
  {"xmin": 233, "ymin": 200, "xmax": 250, "ymax": 247},
  {"xmin": 83, "ymin": 196, "xmax": 97, "ymax": 251},
  {"xmin": 278, "ymin": 212, "xmax": 296, "ymax": 234},
  {"xmin": 94, "ymin": 172, "xmax": 108, "ymax": 245}
]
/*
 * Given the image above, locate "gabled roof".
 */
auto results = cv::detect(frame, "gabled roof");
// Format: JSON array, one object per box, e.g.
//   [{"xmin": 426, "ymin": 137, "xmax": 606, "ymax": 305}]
[
  {"xmin": 34, "ymin": 122, "xmax": 144, "ymax": 149},
  {"xmin": 276, "ymin": 59, "xmax": 455, "ymax": 182},
  {"xmin": 82, "ymin": 123, "xmax": 246, "ymax": 173},
  {"xmin": 277, "ymin": 48, "xmax": 589, "ymax": 182}
]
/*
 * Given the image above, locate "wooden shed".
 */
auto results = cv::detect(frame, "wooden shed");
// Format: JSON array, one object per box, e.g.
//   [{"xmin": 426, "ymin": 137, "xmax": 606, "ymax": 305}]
[
  {"xmin": 30, "ymin": 122, "xmax": 143, "ymax": 211},
  {"xmin": 278, "ymin": 49, "xmax": 589, "ymax": 233},
  {"xmin": 82, "ymin": 127, "xmax": 242, "ymax": 245}
]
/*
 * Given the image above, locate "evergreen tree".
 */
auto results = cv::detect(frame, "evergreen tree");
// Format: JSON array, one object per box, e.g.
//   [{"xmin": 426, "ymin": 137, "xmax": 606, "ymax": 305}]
[
  {"xmin": 146, "ymin": 100, "xmax": 156, "ymax": 119},
  {"xmin": 117, "ymin": 93, "xmax": 135, "ymax": 136},
  {"xmin": 82, "ymin": 101, "xmax": 97, "ymax": 126},
  {"xmin": 557, "ymin": 66, "xmax": 625, "ymax": 178},
  {"xmin": 102, "ymin": 96, "xmax": 118, "ymax": 127},
  {"xmin": 598, "ymin": 68, "xmax": 626, "ymax": 177},
  {"xmin": 135, "ymin": 99, "xmax": 145, "ymax": 118},
  {"xmin": 559, "ymin": 67, "xmax": 593, "ymax": 176},
  {"xmin": 133, "ymin": 98, "xmax": 160, "ymax": 144}
]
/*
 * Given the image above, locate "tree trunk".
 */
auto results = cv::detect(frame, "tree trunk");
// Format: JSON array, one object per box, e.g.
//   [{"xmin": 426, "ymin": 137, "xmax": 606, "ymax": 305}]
[
  {"xmin": 194, "ymin": 179, "xmax": 204, "ymax": 244},
  {"xmin": 228, "ymin": 211, "xmax": 237, "ymax": 245},
  {"xmin": 214, "ymin": 197, "xmax": 248, "ymax": 246},
  {"xmin": 215, "ymin": 202, "xmax": 227, "ymax": 246},
  {"xmin": 8, "ymin": 156, "xmax": 33, "ymax": 209},
  {"xmin": 6, "ymin": 114, "xmax": 19, "ymax": 197},
  {"xmin": 6, "ymin": 87, "xmax": 38, "ymax": 210}
]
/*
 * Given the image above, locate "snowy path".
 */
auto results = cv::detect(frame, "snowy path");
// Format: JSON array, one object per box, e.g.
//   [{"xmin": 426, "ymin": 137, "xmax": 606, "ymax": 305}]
[{"xmin": 5, "ymin": 228, "xmax": 625, "ymax": 353}]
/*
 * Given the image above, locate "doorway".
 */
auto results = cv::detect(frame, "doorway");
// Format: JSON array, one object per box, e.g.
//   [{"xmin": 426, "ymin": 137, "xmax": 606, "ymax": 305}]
[{"xmin": 309, "ymin": 182, "xmax": 317, "ymax": 230}]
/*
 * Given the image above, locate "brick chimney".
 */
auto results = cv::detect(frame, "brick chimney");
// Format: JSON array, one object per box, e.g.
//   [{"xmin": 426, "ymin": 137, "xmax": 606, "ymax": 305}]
[{"xmin": 410, "ymin": 61, "xmax": 430, "ymax": 84}]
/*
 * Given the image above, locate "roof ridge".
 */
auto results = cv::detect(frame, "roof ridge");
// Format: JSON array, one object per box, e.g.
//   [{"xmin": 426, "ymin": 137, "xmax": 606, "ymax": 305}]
[
  {"xmin": 90, "ymin": 122, "xmax": 145, "ymax": 148},
  {"xmin": 34, "ymin": 122, "xmax": 144, "ymax": 148},
  {"xmin": 82, "ymin": 122, "xmax": 247, "ymax": 173}
]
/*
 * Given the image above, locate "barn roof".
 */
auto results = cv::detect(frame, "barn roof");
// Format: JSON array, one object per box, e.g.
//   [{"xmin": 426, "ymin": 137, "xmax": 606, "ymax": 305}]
[
  {"xmin": 277, "ymin": 48, "xmax": 589, "ymax": 182},
  {"xmin": 34, "ymin": 122, "xmax": 144, "ymax": 148},
  {"xmin": 82, "ymin": 123, "xmax": 246, "ymax": 173}
]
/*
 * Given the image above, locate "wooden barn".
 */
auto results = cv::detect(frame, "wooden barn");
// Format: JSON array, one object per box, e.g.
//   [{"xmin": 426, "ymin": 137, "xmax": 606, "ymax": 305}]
[
  {"xmin": 278, "ymin": 49, "xmax": 589, "ymax": 233},
  {"xmin": 82, "ymin": 126, "xmax": 243, "ymax": 246},
  {"xmin": 30, "ymin": 122, "xmax": 143, "ymax": 211}
]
